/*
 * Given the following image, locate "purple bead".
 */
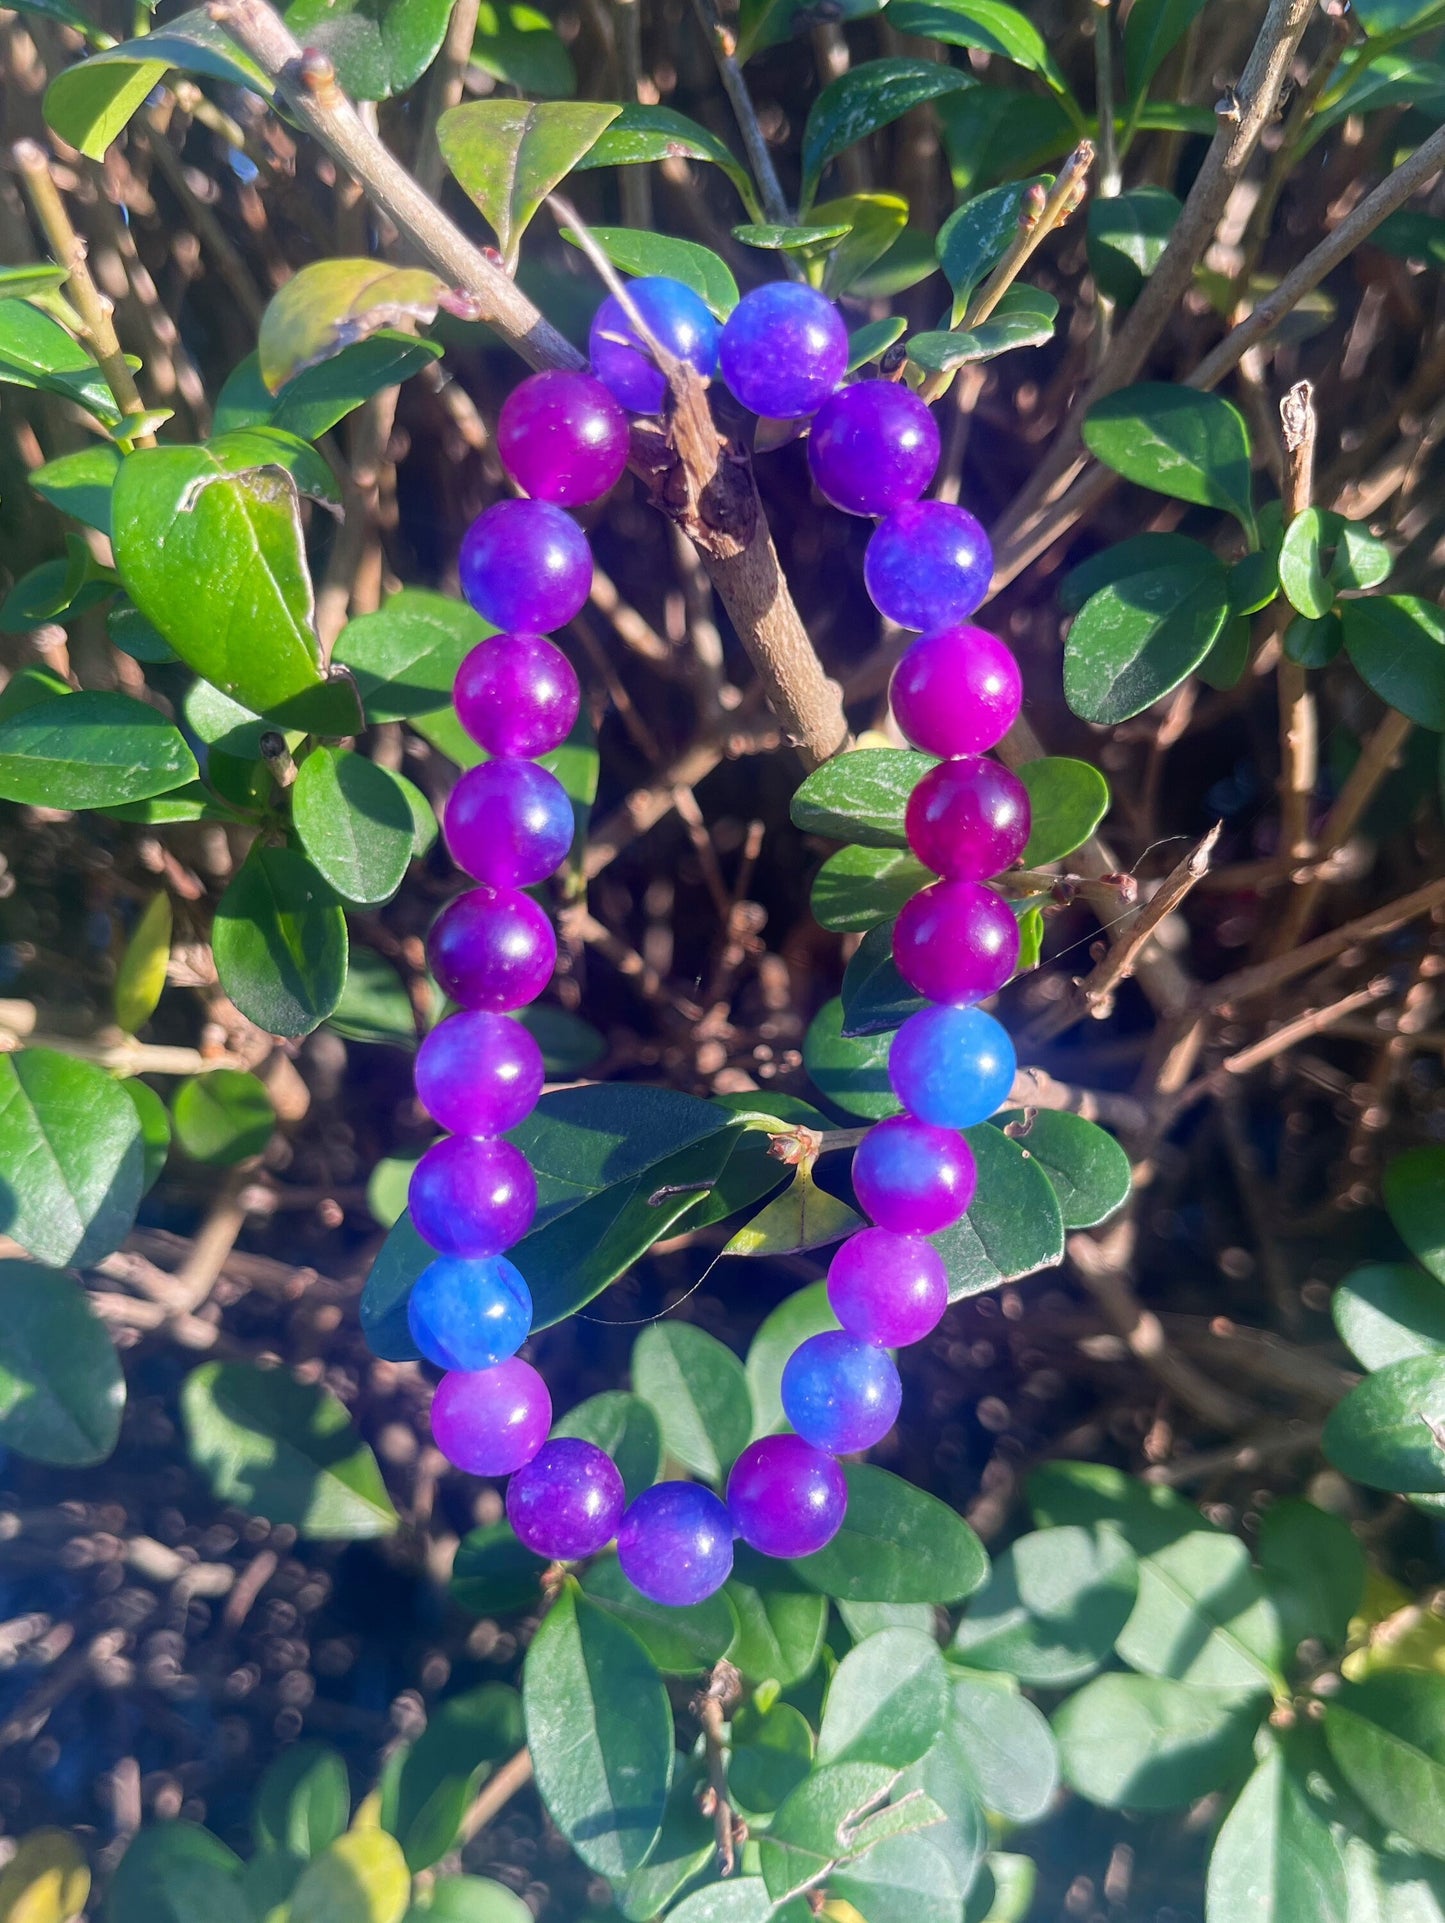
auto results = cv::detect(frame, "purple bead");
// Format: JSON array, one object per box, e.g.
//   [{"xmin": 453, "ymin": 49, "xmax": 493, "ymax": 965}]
[
  {"xmin": 409, "ymin": 1135, "xmax": 536, "ymax": 1256},
  {"xmin": 889, "ymin": 1005, "xmax": 1015, "ymax": 1130},
  {"xmin": 864, "ymin": 502, "xmax": 993, "ymax": 631},
  {"xmin": 890, "ymin": 624, "xmax": 1022, "ymax": 757},
  {"xmin": 718, "ymin": 283, "xmax": 847, "ymax": 420},
  {"xmin": 415, "ymin": 1010, "xmax": 545, "ymax": 1137},
  {"xmin": 431, "ymin": 1358, "xmax": 551, "ymax": 1476},
  {"xmin": 826, "ymin": 1227, "xmax": 948, "ymax": 1347},
  {"xmin": 588, "ymin": 277, "xmax": 720, "ymax": 416},
  {"xmin": 459, "ymin": 499, "xmax": 592, "ymax": 633},
  {"xmin": 409, "ymin": 1253, "xmax": 533, "ymax": 1371},
  {"xmin": 893, "ymin": 880, "xmax": 1020, "ymax": 1006},
  {"xmin": 428, "ymin": 886, "xmax": 557, "ymax": 1012},
  {"xmin": 454, "ymin": 635, "xmax": 580, "ymax": 759},
  {"xmin": 906, "ymin": 755, "xmax": 1031, "ymax": 881},
  {"xmin": 444, "ymin": 758, "xmax": 574, "ymax": 888},
  {"xmin": 807, "ymin": 382, "xmax": 940, "ymax": 517},
  {"xmin": 497, "ymin": 370, "xmax": 629, "ymax": 507},
  {"xmin": 781, "ymin": 1331, "xmax": 901, "ymax": 1456},
  {"xmin": 852, "ymin": 1115, "xmax": 976, "ymax": 1236},
  {"xmin": 725, "ymin": 1434, "xmax": 847, "ymax": 1559},
  {"xmin": 506, "ymin": 1437, "xmax": 626, "ymax": 1560},
  {"xmin": 616, "ymin": 1482, "xmax": 734, "ymax": 1605}
]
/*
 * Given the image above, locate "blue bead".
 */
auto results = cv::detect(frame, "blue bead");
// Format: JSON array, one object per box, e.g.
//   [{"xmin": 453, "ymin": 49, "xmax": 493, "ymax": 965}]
[
  {"xmin": 780, "ymin": 1330, "xmax": 901, "ymax": 1456},
  {"xmin": 864, "ymin": 501, "xmax": 993, "ymax": 631},
  {"xmin": 408, "ymin": 1253, "xmax": 533, "ymax": 1371},
  {"xmin": 889, "ymin": 1005, "xmax": 1016, "ymax": 1129},
  {"xmin": 589, "ymin": 277, "xmax": 720, "ymax": 415},
  {"xmin": 718, "ymin": 282, "xmax": 847, "ymax": 420}
]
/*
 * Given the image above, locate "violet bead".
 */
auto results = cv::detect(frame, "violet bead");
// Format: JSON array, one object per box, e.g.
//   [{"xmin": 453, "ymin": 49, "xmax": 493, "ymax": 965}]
[
  {"xmin": 718, "ymin": 283, "xmax": 847, "ymax": 420},
  {"xmin": 827, "ymin": 1226, "xmax": 948, "ymax": 1347},
  {"xmin": 889, "ymin": 1005, "xmax": 1015, "ymax": 1130},
  {"xmin": 588, "ymin": 277, "xmax": 720, "ymax": 416},
  {"xmin": 507, "ymin": 1437, "xmax": 625, "ymax": 1560},
  {"xmin": 893, "ymin": 880, "xmax": 1020, "ymax": 1006},
  {"xmin": 890, "ymin": 624, "xmax": 1021, "ymax": 757},
  {"xmin": 408, "ymin": 1253, "xmax": 532, "ymax": 1371},
  {"xmin": 864, "ymin": 501, "xmax": 992, "ymax": 631},
  {"xmin": 497, "ymin": 369, "xmax": 629, "ymax": 506},
  {"xmin": 431, "ymin": 1358, "xmax": 551, "ymax": 1476},
  {"xmin": 415, "ymin": 1009, "xmax": 545, "ymax": 1137},
  {"xmin": 852, "ymin": 1115, "xmax": 976, "ymax": 1236},
  {"xmin": 459, "ymin": 499, "xmax": 592, "ymax": 633},
  {"xmin": 454, "ymin": 635, "xmax": 580, "ymax": 759},
  {"xmin": 428, "ymin": 886, "xmax": 556, "ymax": 1012},
  {"xmin": 807, "ymin": 382, "xmax": 940, "ymax": 517},
  {"xmin": 905, "ymin": 754, "xmax": 1031, "ymax": 881},
  {"xmin": 781, "ymin": 1331, "xmax": 901, "ymax": 1456},
  {"xmin": 445, "ymin": 758, "xmax": 574, "ymax": 888},
  {"xmin": 726, "ymin": 1434, "xmax": 847, "ymax": 1559},
  {"xmin": 409, "ymin": 1135, "xmax": 536, "ymax": 1256},
  {"xmin": 617, "ymin": 1482, "xmax": 734, "ymax": 1605}
]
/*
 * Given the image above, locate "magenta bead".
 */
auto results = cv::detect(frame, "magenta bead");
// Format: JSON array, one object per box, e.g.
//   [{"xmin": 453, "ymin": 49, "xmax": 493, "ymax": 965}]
[
  {"xmin": 459, "ymin": 499, "xmax": 592, "ymax": 633},
  {"xmin": 497, "ymin": 370, "xmax": 629, "ymax": 506},
  {"xmin": 431, "ymin": 1358, "xmax": 552, "ymax": 1475},
  {"xmin": 409, "ymin": 1135, "xmax": 537, "ymax": 1255},
  {"xmin": 852, "ymin": 1116, "xmax": 976, "ymax": 1235},
  {"xmin": 890, "ymin": 624, "xmax": 1022, "ymax": 757},
  {"xmin": 725, "ymin": 1434, "xmax": 847, "ymax": 1559},
  {"xmin": 415, "ymin": 1010, "xmax": 544, "ymax": 1137},
  {"xmin": 454, "ymin": 635, "xmax": 580, "ymax": 759},
  {"xmin": 428, "ymin": 886, "xmax": 557, "ymax": 1012},
  {"xmin": 617, "ymin": 1482, "xmax": 735, "ymax": 1605},
  {"xmin": 893, "ymin": 880, "xmax": 1020, "ymax": 1006},
  {"xmin": 444, "ymin": 758, "xmax": 574, "ymax": 887},
  {"xmin": 864, "ymin": 502, "xmax": 992, "ymax": 631},
  {"xmin": 827, "ymin": 1227, "xmax": 948, "ymax": 1346},
  {"xmin": 506, "ymin": 1437, "xmax": 626, "ymax": 1560},
  {"xmin": 780, "ymin": 1332, "xmax": 901, "ymax": 1456},
  {"xmin": 807, "ymin": 382, "xmax": 940, "ymax": 517},
  {"xmin": 905, "ymin": 755, "xmax": 1031, "ymax": 881}
]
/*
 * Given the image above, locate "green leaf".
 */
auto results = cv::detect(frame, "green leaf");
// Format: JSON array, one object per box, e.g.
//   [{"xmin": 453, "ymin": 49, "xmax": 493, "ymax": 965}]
[
  {"xmin": 0, "ymin": 264, "xmax": 69, "ymax": 299},
  {"xmin": 727, "ymin": 1550, "xmax": 830, "ymax": 1687},
  {"xmin": 106, "ymin": 1824, "xmax": 249, "ymax": 1923},
  {"xmin": 574, "ymin": 104, "xmax": 754, "ymax": 210},
  {"xmin": 1082, "ymin": 383, "xmax": 1255, "ymax": 536},
  {"xmin": 729, "ymin": 1700, "xmax": 814, "ymax": 1816},
  {"xmin": 758, "ymin": 1762, "xmax": 908, "ymax": 1902},
  {"xmin": 888, "ymin": 0, "xmax": 1075, "ymax": 101},
  {"xmin": 1063, "ymin": 557, "xmax": 1233, "ymax": 724},
  {"xmin": 1018, "ymin": 757, "xmax": 1109, "ymax": 865},
  {"xmin": 256, "ymin": 260, "xmax": 446, "ymax": 394},
  {"xmin": 994, "ymin": 1110, "xmax": 1130, "ymax": 1230},
  {"xmin": 1334, "ymin": 1262, "xmax": 1445, "ymax": 1371},
  {"xmin": 943, "ymin": 1673, "xmax": 1058, "ymax": 1821},
  {"xmin": 381, "ymin": 1685, "xmax": 523, "ymax": 1872},
  {"xmin": 122, "ymin": 1078, "xmax": 171, "ymax": 1195},
  {"xmin": 284, "ymin": 0, "xmax": 454, "ymax": 97},
  {"xmin": 171, "ymin": 1069, "xmax": 275, "ymax": 1166},
  {"xmin": 1385, "ymin": 1145, "xmax": 1445, "ymax": 1281},
  {"xmin": 795, "ymin": 1464, "xmax": 987, "ymax": 1604},
  {"xmin": 1122, "ymin": 0, "xmax": 1207, "ymax": 105},
  {"xmin": 450, "ymin": 1521, "xmax": 547, "ymax": 1616},
  {"xmin": 811, "ymin": 844, "xmax": 932, "ymax": 934},
  {"xmin": 204, "ymin": 425, "xmax": 342, "ymax": 507},
  {"xmin": 1053, "ymin": 1672, "xmax": 1262, "ymax": 1809},
  {"xmin": 736, "ymin": 0, "xmax": 883, "ymax": 59},
  {"xmin": 1061, "ymin": 531, "xmax": 1220, "ymax": 614},
  {"xmin": 1285, "ymin": 610, "xmax": 1343, "ymax": 667},
  {"xmin": 0, "ymin": 689, "xmax": 196, "ymax": 810},
  {"xmin": 0, "ymin": 664, "xmax": 69, "ymax": 723},
  {"xmin": 0, "ymin": 1048, "xmax": 143, "ymax": 1267},
  {"xmin": 471, "ymin": 0, "xmax": 574, "ymax": 94},
  {"xmin": 0, "ymin": 298, "xmax": 123, "ymax": 425},
  {"xmin": 327, "ymin": 946, "xmax": 419, "ymax": 1050},
  {"xmin": 1087, "ymin": 186, "xmax": 1180, "ymax": 305},
  {"xmin": 929, "ymin": 1122, "xmax": 1066, "ymax": 1295},
  {"xmin": 801, "ymin": 58, "xmax": 973, "ymax": 206},
  {"xmin": 1339, "ymin": 1833, "xmax": 1445, "ymax": 1923},
  {"xmin": 745, "ymin": 1278, "xmax": 840, "ymax": 1439},
  {"xmin": 553, "ymin": 1392, "xmax": 660, "ymax": 1503},
  {"xmin": 893, "ymin": 1709, "xmax": 987, "ymax": 1892},
  {"xmin": 631, "ymin": 1321, "xmax": 751, "ymax": 1483},
  {"xmin": 43, "ymin": 10, "xmax": 271, "ymax": 159},
  {"xmin": 439, "ymin": 100, "xmax": 620, "ymax": 271},
  {"xmin": 1257, "ymin": 1498, "xmax": 1365, "ymax": 1653},
  {"xmin": 1375, "ymin": 207, "xmax": 1445, "ymax": 268},
  {"xmin": 215, "ymin": 335, "xmax": 441, "ymax": 442},
  {"xmin": 0, "ymin": 555, "xmax": 113, "ymax": 634},
  {"xmin": 813, "ymin": 193, "xmax": 910, "ymax": 299},
  {"xmin": 582, "ymin": 1555, "xmax": 737, "ymax": 1673},
  {"xmin": 847, "ymin": 316, "xmax": 909, "ymax": 371},
  {"xmin": 830, "ymin": 1834, "xmax": 964, "ymax": 1923},
  {"xmin": 30, "ymin": 442, "xmax": 123, "ymax": 535},
  {"xmin": 733, "ymin": 220, "xmax": 853, "ymax": 252},
  {"xmin": 1196, "ymin": 612, "xmax": 1250, "ymax": 690},
  {"xmin": 0, "ymin": 1259, "xmax": 124, "ymax": 1466},
  {"xmin": 804, "ymin": 996, "xmax": 901, "ymax": 1121},
  {"xmin": 663, "ymin": 1880, "xmax": 782, "ymax": 1923},
  {"xmin": 518, "ymin": 1003, "xmax": 604, "ymax": 1076},
  {"xmin": 287, "ymin": 1830, "xmax": 409, "ymax": 1923},
  {"xmin": 1114, "ymin": 1530, "xmax": 1287, "ymax": 1690},
  {"xmin": 723, "ymin": 1165, "xmax": 863, "ymax": 1256},
  {"xmin": 817, "ymin": 1627, "xmax": 949, "ymax": 1769},
  {"xmin": 523, "ymin": 1583, "xmax": 672, "ymax": 1878},
  {"xmin": 411, "ymin": 1877, "xmax": 532, "ymax": 1923},
  {"xmin": 1231, "ymin": 546, "xmax": 1280, "ymax": 617},
  {"xmin": 213, "ymin": 844, "xmax": 348, "ymax": 1039},
  {"xmin": 565, "ymin": 226, "xmax": 738, "ymax": 318},
  {"xmin": 937, "ymin": 178, "xmax": 1042, "ymax": 318},
  {"xmin": 839, "ymin": 920, "xmax": 926, "ymax": 1039},
  {"xmin": 906, "ymin": 285, "xmax": 1057, "ymax": 373},
  {"xmin": 1322, "ymin": 1354, "xmax": 1445, "ymax": 1494},
  {"xmin": 613, "ymin": 1761, "xmax": 715, "ymax": 1922},
  {"xmin": 1028, "ymin": 1458, "xmax": 1214, "ymax": 1554},
  {"xmin": 292, "ymin": 747, "xmax": 415, "ymax": 906},
  {"xmin": 1326, "ymin": 1672, "xmax": 1445, "ymax": 1860},
  {"xmin": 1280, "ymin": 508, "xmax": 1394, "ymax": 620},
  {"xmin": 952, "ymin": 1524, "xmax": 1137, "ymax": 1685},
  {"xmin": 254, "ymin": 1744, "xmax": 349, "ymax": 1859},
  {"xmin": 115, "ymin": 890, "xmax": 173, "ymax": 1035},
  {"xmin": 180, "ymin": 1361, "xmax": 397, "ymax": 1539},
  {"xmin": 791, "ymin": 747, "xmax": 933, "ymax": 846}
]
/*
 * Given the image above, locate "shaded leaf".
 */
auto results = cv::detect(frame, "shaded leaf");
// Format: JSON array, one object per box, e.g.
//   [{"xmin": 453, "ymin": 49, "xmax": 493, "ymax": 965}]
[
  {"xmin": 804, "ymin": 996, "xmax": 900, "ymax": 1121},
  {"xmin": 1018, "ymin": 757, "xmax": 1109, "ymax": 865},
  {"xmin": 994, "ymin": 1109, "xmax": 1130, "ymax": 1230},
  {"xmin": 1326, "ymin": 1672, "xmax": 1445, "ymax": 1859},
  {"xmin": 553, "ymin": 1392, "xmax": 661, "ymax": 1503},
  {"xmin": 1322, "ymin": 1354, "xmax": 1445, "ymax": 1494},
  {"xmin": 30, "ymin": 442, "xmax": 122, "ymax": 535},
  {"xmin": 817, "ymin": 1627, "xmax": 949, "ymax": 1770},
  {"xmin": 0, "ymin": 1049, "xmax": 142, "ymax": 1267},
  {"xmin": 952, "ymin": 1525, "xmax": 1137, "ymax": 1685},
  {"xmin": 1114, "ymin": 1530, "xmax": 1287, "ymax": 1690},
  {"xmin": 801, "ymin": 58, "xmax": 973, "ymax": 206},
  {"xmin": 1053, "ymin": 1672, "xmax": 1261, "ymax": 1809},
  {"xmin": 795, "ymin": 1464, "xmax": 987, "ymax": 1604},
  {"xmin": 284, "ymin": 0, "xmax": 454, "ymax": 99},
  {"xmin": 839, "ymin": 921, "xmax": 926, "ymax": 1040},
  {"xmin": 1385, "ymin": 1145, "xmax": 1445, "ymax": 1281},
  {"xmin": 1063, "ymin": 556, "xmax": 1233, "ymax": 724},
  {"xmin": 450, "ymin": 1521, "xmax": 547, "ymax": 1616},
  {"xmin": 1258, "ymin": 1498, "xmax": 1365, "ymax": 1653},
  {"xmin": 727, "ymin": 1551, "xmax": 830, "ymax": 1688},
  {"xmin": 0, "ymin": 1259, "xmax": 124, "ymax": 1466},
  {"xmin": 906, "ymin": 285, "xmax": 1057, "ymax": 371},
  {"xmin": 1086, "ymin": 186, "xmax": 1180, "ymax": 304},
  {"xmin": 382, "ymin": 1685, "xmax": 523, "ymax": 1872},
  {"xmin": 811, "ymin": 844, "xmax": 931, "ymax": 933},
  {"xmin": 254, "ymin": 1743, "xmax": 350, "ymax": 1860},
  {"xmin": 171, "ymin": 1069, "xmax": 275, "ymax": 1166},
  {"xmin": 212, "ymin": 844, "xmax": 348, "ymax": 1039},
  {"xmin": 471, "ymin": 0, "xmax": 574, "ymax": 94},
  {"xmin": 745, "ymin": 1278, "xmax": 840, "ymax": 1440},
  {"xmin": 583, "ymin": 1555, "xmax": 737, "ymax": 1673},
  {"xmin": 215, "ymin": 334, "xmax": 441, "ymax": 441},
  {"xmin": 1082, "ymin": 383, "xmax": 1255, "ymax": 536},
  {"xmin": 631, "ymin": 1321, "xmax": 751, "ymax": 1483},
  {"xmin": 888, "ymin": 0, "xmax": 1075, "ymax": 99},
  {"xmin": 0, "ymin": 689, "xmax": 196, "ymax": 810},
  {"xmin": 1334, "ymin": 1262, "xmax": 1445, "ymax": 1371}
]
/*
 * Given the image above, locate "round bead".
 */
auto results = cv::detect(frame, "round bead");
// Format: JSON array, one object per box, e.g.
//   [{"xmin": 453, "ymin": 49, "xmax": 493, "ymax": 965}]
[
  {"xmin": 497, "ymin": 369, "xmax": 629, "ymax": 506},
  {"xmin": 852, "ymin": 1115, "xmax": 976, "ymax": 1236},
  {"xmin": 718, "ymin": 283, "xmax": 847, "ymax": 420},
  {"xmin": 459, "ymin": 499, "xmax": 592, "ymax": 633},
  {"xmin": 864, "ymin": 502, "xmax": 992, "ymax": 631},
  {"xmin": 893, "ymin": 880, "xmax": 1020, "ymax": 1006},
  {"xmin": 617, "ymin": 1482, "xmax": 735, "ymax": 1605},
  {"xmin": 905, "ymin": 755, "xmax": 1030, "ymax": 881},
  {"xmin": 409, "ymin": 1135, "xmax": 537, "ymax": 1256},
  {"xmin": 506, "ymin": 1437, "xmax": 626, "ymax": 1560},
  {"xmin": 444, "ymin": 758, "xmax": 574, "ymax": 888},
  {"xmin": 726, "ymin": 1434, "xmax": 847, "ymax": 1559},
  {"xmin": 454, "ymin": 635, "xmax": 580, "ymax": 759},
  {"xmin": 415, "ymin": 1010, "xmax": 545, "ymax": 1137},
  {"xmin": 781, "ymin": 1331, "xmax": 901, "ymax": 1456},
  {"xmin": 889, "ymin": 1005, "xmax": 1016, "ymax": 1131},
  {"xmin": 807, "ymin": 382, "xmax": 940, "ymax": 517},
  {"xmin": 428, "ymin": 886, "xmax": 557, "ymax": 1012},
  {"xmin": 826, "ymin": 1226, "xmax": 948, "ymax": 1347},
  {"xmin": 890, "ymin": 624, "xmax": 1021, "ymax": 757},
  {"xmin": 408, "ymin": 1253, "xmax": 533, "ymax": 1371},
  {"xmin": 588, "ymin": 277, "xmax": 720, "ymax": 416},
  {"xmin": 431, "ymin": 1358, "xmax": 551, "ymax": 1476}
]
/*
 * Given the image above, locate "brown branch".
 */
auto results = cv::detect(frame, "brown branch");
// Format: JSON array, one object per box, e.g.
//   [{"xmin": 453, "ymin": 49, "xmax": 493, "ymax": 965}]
[
  {"xmin": 1169, "ymin": 978, "xmax": 1393, "ymax": 1118},
  {"xmin": 1208, "ymin": 875, "xmax": 1445, "ymax": 1011},
  {"xmin": 456, "ymin": 1746, "xmax": 535, "ymax": 1844},
  {"xmin": 692, "ymin": 1659, "xmax": 744, "ymax": 1876},
  {"xmin": 1276, "ymin": 381, "xmax": 1318, "ymax": 865}
]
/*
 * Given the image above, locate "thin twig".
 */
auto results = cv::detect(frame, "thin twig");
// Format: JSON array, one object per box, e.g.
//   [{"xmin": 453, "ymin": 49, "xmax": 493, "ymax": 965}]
[
  {"xmin": 414, "ymin": 0, "xmax": 480, "ymax": 198},
  {"xmin": 692, "ymin": 1660, "xmax": 744, "ymax": 1875},
  {"xmin": 1208, "ymin": 875, "xmax": 1445, "ymax": 1010},
  {"xmin": 1169, "ymin": 978, "xmax": 1393, "ymax": 1118},
  {"xmin": 688, "ymin": 0, "xmax": 785, "ymax": 223},
  {"xmin": 1276, "ymin": 381, "xmax": 1318, "ymax": 865},
  {"xmin": 456, "ymin": 1747, "xmax": 535, "ymax": 1844}
]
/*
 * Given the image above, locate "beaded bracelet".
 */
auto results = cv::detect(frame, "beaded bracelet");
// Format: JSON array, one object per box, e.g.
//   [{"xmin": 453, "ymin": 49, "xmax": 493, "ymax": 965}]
[{"xmin": 389, "ymin": 274, "xmax": 1028, "ymax": 1609}]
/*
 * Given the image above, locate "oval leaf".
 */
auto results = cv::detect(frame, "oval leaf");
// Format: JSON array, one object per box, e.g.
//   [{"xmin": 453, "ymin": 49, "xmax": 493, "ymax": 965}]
[
  {"xmin": 1322, "ymin": 1354, "xmax": 1445, "ymax": 1494},
  {"xmin": 292, "ymin": 747, "xmax": 415, "ymax": 906},
  {"xmin": 0, "ymin": 690, "xmax": 196, "ymax": 809},
  {"xmin": 1082, "ymin": 384, "xmax": 1255, "ymax": 536},
  {"xmin": 0, "ymin": 1048, "xmax": 143, "ymax": 1266},
  {"xmin": 1064, "ymin": 557, "xmax": 1232, "ymax": 724},
  {"xmin": 1053, "ymin": 1672, "xmax": 1262, "ymax": 1809},
  {"xmin": 794, "ymin": 1463, "xmax": 987, "ymax": 1603},
  {"xmin": 439, "ymin": 101, "xmax": 621, "ymax": 271},
  {"xmin": 212, "ymin": 844, "xmax": 348, "ymax": 1039},
  {"xmin": 817, "ymin": 1626, "xmax": 950, "ymax": 1769},
  {"xmin": 0, "ymin": 1259, "xmax": 124, "ymax": 1466},
  {"xmin": 631, "ymin": 1321, "xmax": 752, "ymax": 1483},
  {"xmin": 171, "ymin": 1069, "xmax": 275, "ymax": 1166},
  {"xmin": 1018, "ymin": 757, "xmax": 1110, "ymax": 866}
]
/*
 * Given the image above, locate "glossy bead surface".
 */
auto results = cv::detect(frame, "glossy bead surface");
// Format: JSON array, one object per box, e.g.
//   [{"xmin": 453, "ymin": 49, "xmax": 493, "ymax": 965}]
[
  {"xmin": 864, "ymin": 502, "xmax": 992, "ymax": 631},
  {"xmin": 428, "ymin": 886, "xmax": 556, "ymax": 1012},
  {"xmin": 617, "ymin": 1482, "xmax": 734, "ymax": 1605},
  {"xmin": 726, "ymin": 1434, "xmax": 847, "ymax": 1559},
  {"xmin": 893, "ymin": 880, "xmax": 1020, "ymax": 1006},
  {"xmin": 852, "ymin": 1115, "xmax": 976, "ymax": 1235},
  {"xmin": 431, "ymin": 1358, "xmax": 551, "ymax": 1476},
  {"xmin": 414, "ymin": 1010, "xmax": 545, "ymax": 1138},
  {"xmin": 718, "ymin": 283, "xmax": 847, "ymax": 420},
  {"xmin": 409, "ymin": 1135, "xmax": 537, "ymax": 1255},
  {"xmin": 905, "ymin": 755, "xmax": 1031, "ymax": 881},
  {"xmin": 890, "ymin": 624, "xmax": 1021, "ymax": 757},
  {"xmin": 827, "ymin": 1226, "xmax": 948, "ymax": 1347},
  {"xmin": 497, "ymin": 369, "xmax": 629, "ymax": 506},
  {"xmin": 454, "ymin": 634, "xmax": 579, "ymax": 759},
  {"xmin": 408, "ymin": 1253, "xmax": 532, "ymax": 1371},
  {"xmin": 444, "ymin": 758, "xmax": 574, "ymax": 888},
  {"xmin": 459, "ymin": 499, "xmax": 592, "ymax": 633},
  {"xmin": 506, "ymin": 1437, "xmax": 626, "ymax": 1560},
  {"xmin": 781, "ymin": 1331, "xmax": 901, "ymax": 1456},
  {"xmin": 807, "ymin": 382, "xmax": 940, "ymax": 517},
  {"xmin": 588, "ymin": 277, "xmax": 720, "ymax": 416},
  {"xmin": 889, "ymin": 1004, "xmax": 1016, "ymax": 1130}
]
